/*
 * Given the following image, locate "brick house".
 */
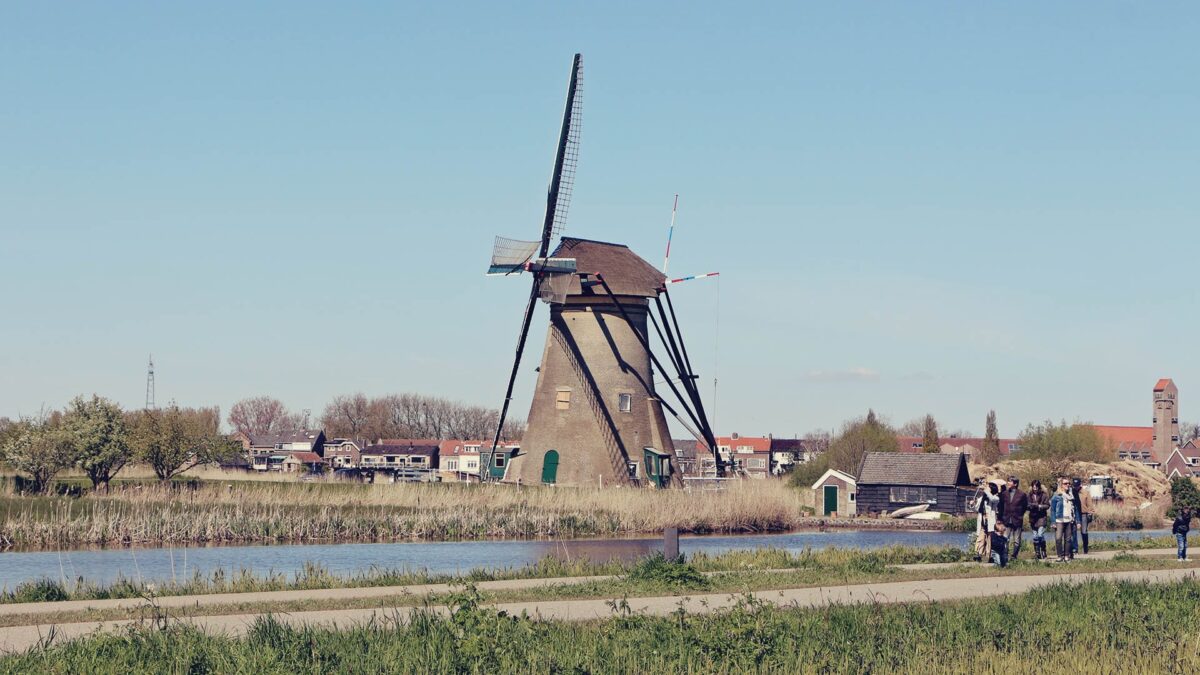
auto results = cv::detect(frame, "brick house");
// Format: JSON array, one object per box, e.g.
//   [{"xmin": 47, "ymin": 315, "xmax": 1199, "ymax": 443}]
[{"xmin": 323, "ymin": 438, "xmax": 365, "ymax": 470}]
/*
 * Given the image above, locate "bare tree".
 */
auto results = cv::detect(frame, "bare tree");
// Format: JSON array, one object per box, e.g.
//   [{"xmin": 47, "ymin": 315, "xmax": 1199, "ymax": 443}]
[
  {"xmin": 320, "ymin": 393, "xmax": 372, "ymax": 439},
  {"xmin": 897, "ymin": 418, "xmax": 925, "ymax": 437},
  {"xmin": 227, "ymin": 397, "xmax": 301, "ymax": 437},
  {"xmin": 802, "ymin": 430, "xmax": 832, "ymax": 456}
]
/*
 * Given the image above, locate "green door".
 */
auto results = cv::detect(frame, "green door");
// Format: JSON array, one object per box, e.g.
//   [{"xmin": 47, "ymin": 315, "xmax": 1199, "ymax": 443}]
[
  {"xmin": 823, "ymin": 485, "xmax": 838, "ymax": 516},
  {"xmin": 541, "ymin": 450, "xmax": 559, "ymax": 484}
]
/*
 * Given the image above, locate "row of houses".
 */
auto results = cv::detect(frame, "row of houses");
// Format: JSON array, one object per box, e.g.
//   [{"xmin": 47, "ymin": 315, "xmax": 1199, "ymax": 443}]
[
  {"xmin": 229, "ymin": 428, "xmax": 818, "ymax": 483},
  {"xmin": 673, "ymin": 434, "xmax": 818, "ymax": 479},
  {"xmin": 230, "ymin": 430, "xmax": 523, "ymax": 482}
]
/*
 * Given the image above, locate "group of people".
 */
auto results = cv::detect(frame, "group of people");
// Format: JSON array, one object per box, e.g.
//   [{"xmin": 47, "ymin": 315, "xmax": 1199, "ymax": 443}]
[{"xmin": 974, "ymin": 475, "xmax": 1095, "ymax": 566}]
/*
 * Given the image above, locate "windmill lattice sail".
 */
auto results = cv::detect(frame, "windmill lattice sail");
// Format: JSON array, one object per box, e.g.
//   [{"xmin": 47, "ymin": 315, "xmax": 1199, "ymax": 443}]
[{"xmin": 488, "ymin": 237, "xmax": 540, "ymax": 275}]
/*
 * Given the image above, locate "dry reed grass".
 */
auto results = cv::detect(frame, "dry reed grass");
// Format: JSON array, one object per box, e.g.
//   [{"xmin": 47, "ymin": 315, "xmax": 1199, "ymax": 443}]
[{"xmin": 0, "ymin": 479, "xmax": 812, "ymax": 549}]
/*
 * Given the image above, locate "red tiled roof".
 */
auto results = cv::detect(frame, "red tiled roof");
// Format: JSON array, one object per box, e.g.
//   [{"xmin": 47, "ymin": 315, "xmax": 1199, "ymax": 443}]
[
  {"xmin": 1154, "ymin": 378, "xmax": 1173, "ymax": 392},
  {"xmin": 717, "ymin": 436, "xmax": 772, "ymax": 452},
  {"xmin": 1094, "ymin": 426, "xmax": 1154, "ymax": 446},
  {"xmin": 287, "ymin": 451, "xmax": 322, "ymax": 463}
]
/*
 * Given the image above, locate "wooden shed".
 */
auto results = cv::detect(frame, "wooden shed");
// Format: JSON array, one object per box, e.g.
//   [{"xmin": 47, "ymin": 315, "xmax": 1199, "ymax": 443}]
[
  {"xmin": 855, "ymin": 452, "xmax": 974, "ymax": 516},
  {"xmin": 811, "ymin": 469, "xmax": 857, "ymax": 517}
]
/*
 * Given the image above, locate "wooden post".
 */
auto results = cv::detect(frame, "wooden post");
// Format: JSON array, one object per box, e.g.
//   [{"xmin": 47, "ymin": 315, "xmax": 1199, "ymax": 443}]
[{"xmin": 664, "ymin": 526, "xmax": 679, "ymax": 560}]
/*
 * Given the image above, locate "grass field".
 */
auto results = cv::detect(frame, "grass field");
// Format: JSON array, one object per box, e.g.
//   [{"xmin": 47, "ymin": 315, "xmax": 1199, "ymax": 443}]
[{"xmin": 3, "ymin": 576, "xmax": 1199, "ymax": 673}]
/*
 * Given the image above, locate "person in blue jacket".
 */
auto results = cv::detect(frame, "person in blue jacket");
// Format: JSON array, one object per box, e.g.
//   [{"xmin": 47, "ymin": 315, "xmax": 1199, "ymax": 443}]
[{"xmin": 1049, "ymin": 477, "xmax": 1077, "ymax": 562}]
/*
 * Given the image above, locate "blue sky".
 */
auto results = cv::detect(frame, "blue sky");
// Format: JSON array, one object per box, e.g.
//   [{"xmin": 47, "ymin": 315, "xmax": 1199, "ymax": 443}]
[{"xmin": 2, "ymin": 2, "xmax": 1197, "ymax": 438}]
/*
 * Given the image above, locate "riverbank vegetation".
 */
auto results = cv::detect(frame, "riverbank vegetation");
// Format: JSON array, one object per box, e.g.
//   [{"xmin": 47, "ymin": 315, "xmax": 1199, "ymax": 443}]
[
  {"xmin": 2, "ymin": 541, "xmax": 1183, "ymax": 611},
  {"xmin": 5, "ymin": 577, "xmax": 1200, "ymax": 673},
  {"xmin": 0, "ymin": 545, "xmax": 973, "ymax": 605},
  {"xmin": 0, "ymin": 478, "xmax": 942, "ymax": 550}
]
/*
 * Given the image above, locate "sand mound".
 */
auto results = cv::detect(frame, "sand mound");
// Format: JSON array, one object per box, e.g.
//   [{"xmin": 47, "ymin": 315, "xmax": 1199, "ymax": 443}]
[{"xmin": 972, "ymin": 459, "xmax": 1170, "ymax": 504}]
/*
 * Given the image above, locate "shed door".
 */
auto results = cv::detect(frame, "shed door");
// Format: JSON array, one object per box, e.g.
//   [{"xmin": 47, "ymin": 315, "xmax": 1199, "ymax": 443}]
[
  {"xmin": 823, "ymin": 485, "xmax": 839, "ymax": 516},
  {"xmin": 541, "ymin": 450, "xmax": 560, "ymax": 485}
]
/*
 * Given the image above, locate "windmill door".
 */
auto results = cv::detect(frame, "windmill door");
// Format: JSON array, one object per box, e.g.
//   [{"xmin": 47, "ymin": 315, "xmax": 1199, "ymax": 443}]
[
  {"xmin": 823, "ymin": 485, "xmax": 838, "ymax": 516},
  {"xmin": 541, "ymin": 450, "xmax": 559, "ymax": 485}
]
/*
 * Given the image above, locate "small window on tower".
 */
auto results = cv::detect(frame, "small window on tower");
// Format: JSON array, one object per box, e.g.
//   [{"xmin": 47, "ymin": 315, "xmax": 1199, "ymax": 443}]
[
  {"xmin": 618, "ymin": 393, "xmax": 632, "ymax": 413},
  {"xmin": 555, "ymin": 390, "xmax": 572, "ymax": 410}
]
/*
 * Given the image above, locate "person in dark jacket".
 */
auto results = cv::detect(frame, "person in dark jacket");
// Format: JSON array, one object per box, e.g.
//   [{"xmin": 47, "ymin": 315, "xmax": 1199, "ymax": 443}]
[
  {"xmin": 1027, "ymin": 480, "xmax": 1051, "ymax": 560},
  {"xmin": 1001, "ymin": 476, "xmax": 1029, "ymax": 559},
  {"xmin": 989, "ymin": 521, "xmax": 1009, "ymax": 567},
  {"xmin": 1173, "ymin": 508, "xmax": 1194, "ymax": 561}
]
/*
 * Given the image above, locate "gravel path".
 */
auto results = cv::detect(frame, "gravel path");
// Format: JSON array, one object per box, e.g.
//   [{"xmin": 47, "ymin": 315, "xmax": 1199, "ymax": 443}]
[{"xmin": 0, "ymin": 553, "xmax": 1192, "ymax": 653}]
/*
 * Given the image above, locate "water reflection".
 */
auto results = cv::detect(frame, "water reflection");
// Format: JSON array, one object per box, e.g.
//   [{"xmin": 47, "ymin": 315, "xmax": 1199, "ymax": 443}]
[{"xmin": 0, "ymin": 529, "xmax": 1170, "ymax": 589}]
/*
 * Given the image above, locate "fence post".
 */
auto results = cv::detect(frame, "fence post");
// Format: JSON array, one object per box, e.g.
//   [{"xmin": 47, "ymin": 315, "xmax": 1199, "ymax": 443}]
[{"xmin": 664, "ymin": 526, "xmax": 679, "ymax": 560}]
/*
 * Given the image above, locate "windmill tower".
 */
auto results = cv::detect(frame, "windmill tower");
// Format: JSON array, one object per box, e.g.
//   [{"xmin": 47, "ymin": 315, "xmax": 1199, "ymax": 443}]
[{"xmin": 485, "ymin": 55, "xmax": 721, "ymax": 488}]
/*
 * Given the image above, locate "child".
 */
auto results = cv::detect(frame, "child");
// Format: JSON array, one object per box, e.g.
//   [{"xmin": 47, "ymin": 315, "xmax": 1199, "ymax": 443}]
[
  {"xmin": 990, "ymin": 521, "xmax": 1009, "ymax": 568},
  {"xmin": 1173, "ymin": 507, "xmax": 1193, "ymax": 562}
]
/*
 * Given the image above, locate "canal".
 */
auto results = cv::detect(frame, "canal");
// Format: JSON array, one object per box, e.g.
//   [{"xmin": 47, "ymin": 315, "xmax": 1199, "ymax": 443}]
[{"xmin": 0, "ymin": 528, "xmax": 1171, "ymax": 589}]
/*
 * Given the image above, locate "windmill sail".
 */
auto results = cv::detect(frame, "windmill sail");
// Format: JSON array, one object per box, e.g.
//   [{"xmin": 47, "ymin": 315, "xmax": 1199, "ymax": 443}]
[
  {"xmin": 538, "ymin": 53, "xmax": 583, "ymax": 255},
  {"xmin": 486, "ymin": 54, "xmax": 584, "ymax": 477}
]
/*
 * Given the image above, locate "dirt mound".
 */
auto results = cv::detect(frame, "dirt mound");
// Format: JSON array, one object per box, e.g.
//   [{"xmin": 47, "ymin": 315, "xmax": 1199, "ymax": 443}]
[{"xmin": 971, "ymin": 459, "xmax": 1170, "ymax": 505}]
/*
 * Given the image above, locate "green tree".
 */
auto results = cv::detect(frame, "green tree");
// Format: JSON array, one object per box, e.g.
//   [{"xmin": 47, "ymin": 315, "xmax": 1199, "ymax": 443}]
[
  {"xmin": 64, "ymin": 395, "xmax": 130, "ymax": 491},
  {"xmin": 921, "ymin": 414, "xmax": 940, "ymax": 453},
  {"xmin": 1169, "ymin": 477, "xmax": 1200, "ymax": 517},
  {"xmin": 826, "ymin": 411, "xmax": 899, "ymax": 475},
  {"xmin": 0, "ymin": 417, "xmax": 75, "ymax": 493},
  {"xmin": 1015, "ymin": 420, "xmax": 1115, "ymax": 464},
  {"xmin": 130, "ymin": 405, "xmax": 236, "ymax": 481},
  {"xmin": 979, "ymin": 410, "xmax": 1001, "ymax": 465}
]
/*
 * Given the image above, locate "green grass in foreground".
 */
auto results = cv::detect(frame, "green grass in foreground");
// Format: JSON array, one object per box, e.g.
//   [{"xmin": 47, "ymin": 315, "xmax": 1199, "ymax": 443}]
[{"xmin": 5, "ymin": 577, "xmax": 1200, "ymax": 674}]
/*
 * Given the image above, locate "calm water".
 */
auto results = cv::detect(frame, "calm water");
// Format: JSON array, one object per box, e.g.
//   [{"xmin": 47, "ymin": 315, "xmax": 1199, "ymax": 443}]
[{"xmin": 0, "ymin": 529, "xmax": 1170, "ymax": 589}]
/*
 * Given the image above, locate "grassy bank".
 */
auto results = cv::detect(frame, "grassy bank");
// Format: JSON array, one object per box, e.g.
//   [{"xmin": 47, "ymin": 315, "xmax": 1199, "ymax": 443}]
[
  {"xmin": 1, "ymin": 545, "xmax": 972, "ymax": 605},
  {"xmin": 2, "ymin": 553, "xmax": 1190, "ymax": 631},
  {"xmin": 5, "ymin": 577, "xmax": 1200, "ymax": 673},
  {"xmin": 0, "ymin": 478, "xmax": 948, "ymax": 549}
]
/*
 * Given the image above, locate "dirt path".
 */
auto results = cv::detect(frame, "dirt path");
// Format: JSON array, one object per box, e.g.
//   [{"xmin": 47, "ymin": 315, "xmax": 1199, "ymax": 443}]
[{"xmin": 0, "ymin": 560, "xmax": 1193, "ymax": 653}]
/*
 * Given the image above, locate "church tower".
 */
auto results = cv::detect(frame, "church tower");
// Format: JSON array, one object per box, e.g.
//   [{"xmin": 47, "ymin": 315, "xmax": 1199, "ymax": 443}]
[{"xmin": 1153, "ymin": 378, "xmax": 1180, "ymax": 459}]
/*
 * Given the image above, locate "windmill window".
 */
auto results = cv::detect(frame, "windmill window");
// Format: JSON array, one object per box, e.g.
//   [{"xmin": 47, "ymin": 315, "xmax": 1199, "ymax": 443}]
[
  {"xmin": 626, "ymin": 461, "xmax": 639, "ymax": 478},
  {"xmin": 555, "ymin": 390, "xmax": 572, "ymax": 410},
  {"xmin": 618, "ymin": 393, "xmax": 632, "ymax": 413}
]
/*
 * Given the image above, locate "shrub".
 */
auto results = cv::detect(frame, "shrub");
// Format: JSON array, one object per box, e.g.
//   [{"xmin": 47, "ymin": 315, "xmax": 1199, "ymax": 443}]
[{"xmin": 625, "ymin": 553, "xmax": 711, "ymax": 589}]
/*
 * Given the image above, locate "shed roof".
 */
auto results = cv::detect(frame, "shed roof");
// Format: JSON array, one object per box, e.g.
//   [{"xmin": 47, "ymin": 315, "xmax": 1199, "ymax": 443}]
[
  {"xmin": 811, "ymin": 469, "xmax": 856, "ymax": 490},
  {"xmin": 551, "ymin": 237, "xmax": 664, "ymax": 298},
  {"xmin": 856, "ymin": 452, "xmax": 971, "ymax": 487}
]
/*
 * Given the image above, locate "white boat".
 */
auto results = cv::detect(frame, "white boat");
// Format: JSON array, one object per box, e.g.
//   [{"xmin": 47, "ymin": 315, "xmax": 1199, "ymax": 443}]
[{"xmin": 889, "ymin": 504, "xmax": 930, "ymax": 519}]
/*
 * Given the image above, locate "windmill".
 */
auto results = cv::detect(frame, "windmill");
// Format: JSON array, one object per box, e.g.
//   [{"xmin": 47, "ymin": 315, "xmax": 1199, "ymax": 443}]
[{"xmin": 485, "ymin": 54, "xmax": 724, "ymax": 488}]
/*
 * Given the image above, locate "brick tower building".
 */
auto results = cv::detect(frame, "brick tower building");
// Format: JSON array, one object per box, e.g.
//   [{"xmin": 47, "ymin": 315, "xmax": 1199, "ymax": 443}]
[{"xmin": 506, "ymin": 237, "xmax": 681, "ymax": 489}]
